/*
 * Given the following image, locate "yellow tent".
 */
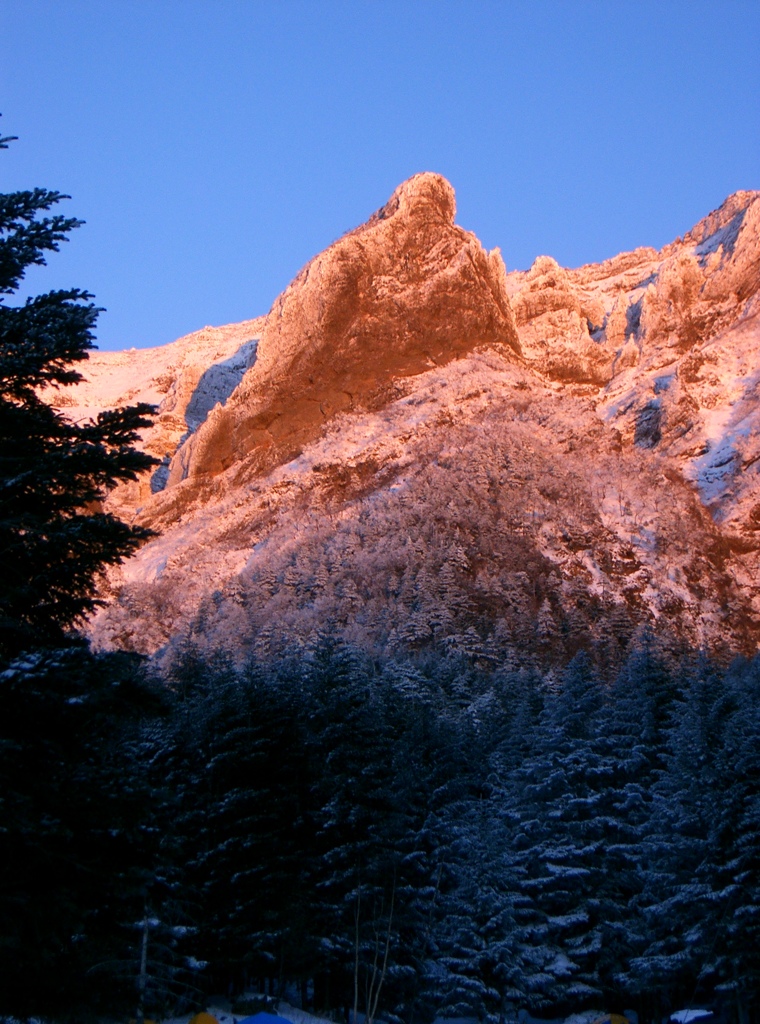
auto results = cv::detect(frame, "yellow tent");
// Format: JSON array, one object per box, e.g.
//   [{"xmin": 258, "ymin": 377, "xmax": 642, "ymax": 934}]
[
  {"xmin": 592, "ymin": 1015, "xmax": 629, "ymax": 1024},
  {"xmin": 189, "ymin": 1014, "xmax": 220, "ymax": 1024}
]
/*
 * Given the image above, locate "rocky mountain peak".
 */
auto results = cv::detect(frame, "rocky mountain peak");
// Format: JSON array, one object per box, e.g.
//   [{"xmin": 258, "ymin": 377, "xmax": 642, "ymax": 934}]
[
  {"xmin": 362, "ymin": 171, "xmax": 457, "ymax": 227},
  {"xmin": 155, "ymin": 173, "xmax": 520, "ymax": 515},
  {"xmin": 680, "ymin": 188, "xmax": 759, "ymax": 251}
]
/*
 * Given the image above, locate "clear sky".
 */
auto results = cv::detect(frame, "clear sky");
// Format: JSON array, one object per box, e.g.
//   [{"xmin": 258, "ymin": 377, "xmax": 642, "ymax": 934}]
[{"xmin": 2, "ymin": 0, "xmax": 758, "ymax": 351}]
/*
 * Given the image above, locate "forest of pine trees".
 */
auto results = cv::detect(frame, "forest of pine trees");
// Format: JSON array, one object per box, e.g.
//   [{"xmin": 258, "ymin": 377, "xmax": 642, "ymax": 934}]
[{"xmin": 3, "ymin": 636, "xmax": 758, "ymax": 1023}]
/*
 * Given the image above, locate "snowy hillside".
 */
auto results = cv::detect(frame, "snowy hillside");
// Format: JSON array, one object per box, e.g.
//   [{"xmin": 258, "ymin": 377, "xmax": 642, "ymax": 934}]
[
  {"xmin": 54, "ymin": 175, "xmax": 760, "ymax": 667},
  {"xmin": 49, "ymin": 316, "xmax": 264, "ymax": 516}
]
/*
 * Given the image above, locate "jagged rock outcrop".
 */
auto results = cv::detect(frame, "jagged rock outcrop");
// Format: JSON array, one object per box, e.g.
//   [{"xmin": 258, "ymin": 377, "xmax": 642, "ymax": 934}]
[
  {"xmin": 505, "ymin": 190, "xmax": 760, "ymax": 389},
  {"xmin": 161, "ymin": 173, "xmax": 520, "ymax": 501},
  {"xmin": 591, "ymin": 191, "xmax": 760, "ymax": 539},
  {"xmin": 501, "ymin": 189, "xmax": 760, "ymax": 540},
  {"xmin": 507, "ymin": 255, "xmax": 613, "ymax": 384}
]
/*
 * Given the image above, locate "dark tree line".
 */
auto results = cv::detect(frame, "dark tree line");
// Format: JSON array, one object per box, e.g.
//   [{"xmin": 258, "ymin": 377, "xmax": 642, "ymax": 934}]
[
  {"xmin": 137, "ymin": 639, "xmax": 758, "ymax": 1024},
  {"xmin": 4, "ymin": 633, "xmax": 760, "ymax": 1023}
]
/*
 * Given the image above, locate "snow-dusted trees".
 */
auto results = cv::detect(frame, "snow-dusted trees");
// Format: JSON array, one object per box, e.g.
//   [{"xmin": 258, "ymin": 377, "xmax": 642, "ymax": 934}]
[
  {"xmin": 631, "ymin": 655, "xmax": 760, "ymax": 1021},
  {"xmin": 710, "ymin": 658, "xmax": 760, "ymax": 1018},
  {"xmin": 6, "ymin": 623, "xmax": 758, "ymax": 1022},
  {"xmin": 144, "ymin": 638, "xmax": 760, "ymax": 1024},
  {"xmin": 425, "ymin": 776, "xmax": 523, "ymax": 1023},
  {"xmin": 593, "ymin": 642, "xmax": 679, "ymax": 1008},
  {"xmin": 503, "ymin": 654, "xmax": 610, "ymax": 1011},
  {"xmin": 165, "ymin": 650, "xmax": 317, "ymax": 997}
]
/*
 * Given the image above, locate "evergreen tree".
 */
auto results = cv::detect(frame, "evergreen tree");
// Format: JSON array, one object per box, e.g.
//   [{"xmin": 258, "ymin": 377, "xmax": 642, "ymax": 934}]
[
  {"xmin": 506, "ymin": 654, "xmax": 610, "ymax": 1012},
  {"xmin": 306, "ymin": 642, "xmax": 406, "ymax": 1017},
  {"xmin": 198, "ymin": 658, "xmax": 316, "ymax": 997},
  {"xmin": 597, "ymin": 641, "xmax": 680, "ymax": 1014},
  {"xmin": 429, "ymin": 780, "xmax": 523, "ymax": 1023},
  {"xmin": 708, "ymin": 656, "xmax": 760, "ymax": 1022},
  {"xmin": 0, "ymin": 122, "xmax": 163, "ymax": 1021},
  {"xmin": 303, "ymin": 641, "xmax": 451, "ymax": 1022},
  {"xmin": 631, "ymin": 655, "xmax": 733, "ymax": 1012},
  {"xmin": 0, "ymin": 646, "xmax": 167, "ymax": 1020},
  {"xmin": 0, "ymin": 123, "xmax": 157, "ymax": 659}
]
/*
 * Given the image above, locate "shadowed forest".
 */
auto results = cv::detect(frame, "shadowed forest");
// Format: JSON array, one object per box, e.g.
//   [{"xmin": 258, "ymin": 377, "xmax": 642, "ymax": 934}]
[{"xmin": 2, "ymin": 637, "xmax": 759, "ymax": 1023}]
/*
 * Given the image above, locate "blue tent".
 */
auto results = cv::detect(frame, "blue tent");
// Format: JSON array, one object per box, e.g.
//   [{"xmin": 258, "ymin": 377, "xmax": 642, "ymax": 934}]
[{"xmin": 238, "ymin": 1015, "xmax": 282, "ymax": 1024}]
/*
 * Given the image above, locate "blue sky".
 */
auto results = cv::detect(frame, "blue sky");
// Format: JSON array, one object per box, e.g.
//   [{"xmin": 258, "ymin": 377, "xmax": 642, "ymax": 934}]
[{"xmin": 2, "ymin": 0, "xmax": 758, "ymax": 351}]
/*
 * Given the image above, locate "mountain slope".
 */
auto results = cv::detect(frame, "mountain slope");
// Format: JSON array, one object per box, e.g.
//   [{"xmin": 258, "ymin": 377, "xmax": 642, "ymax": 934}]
[{"xmin": 59, "ymin": 176, "xmax": 760, "ymax": 667}]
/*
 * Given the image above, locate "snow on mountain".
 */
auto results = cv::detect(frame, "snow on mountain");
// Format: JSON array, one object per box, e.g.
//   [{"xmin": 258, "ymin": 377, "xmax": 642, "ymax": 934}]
[
  {"xmin": 56, "ymin": 176, "xmax": 760, "ymax": 668},
  {"xmin": 51, "ymin": 317, "xmax": 264, "ymax": 516}
]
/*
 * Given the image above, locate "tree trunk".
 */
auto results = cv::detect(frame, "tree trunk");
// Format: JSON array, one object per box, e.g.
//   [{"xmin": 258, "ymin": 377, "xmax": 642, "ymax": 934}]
[{"xmin": 136, "ymin": 903, "xmax": 149, "ymax": 1024}]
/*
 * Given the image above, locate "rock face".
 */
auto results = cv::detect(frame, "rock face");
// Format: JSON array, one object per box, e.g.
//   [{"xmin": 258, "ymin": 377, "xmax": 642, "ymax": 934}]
[
  {"xmin": 47, "ymin": 318, "xmax": 264, "ymax": 518},
  {"xmin": 508, "ymin": 189, "xmax": 760, "ymax": 389},
  {"xmin": 54, "ymin": 178, "xmax": 760, "ymax": 668},
  {"xmin": 508, "ymin": 254, "xmax": 613, "ymax": 384},
  {"xmin": 506, "ymin": 189, "xmax": 760, "ymax": 534},
  {"xmin": 162, "ymin": 173, "xmax": 519, "ymax": 498}
]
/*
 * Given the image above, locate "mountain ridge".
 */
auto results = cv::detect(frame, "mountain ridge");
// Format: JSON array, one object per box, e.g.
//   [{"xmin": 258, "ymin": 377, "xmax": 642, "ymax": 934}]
[{"xmin": 53, "ymin": 177, "xmax": 760, "ymax": 667}]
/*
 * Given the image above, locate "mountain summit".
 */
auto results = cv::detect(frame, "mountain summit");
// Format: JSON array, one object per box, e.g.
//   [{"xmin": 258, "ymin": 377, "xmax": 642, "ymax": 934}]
[
  {"xmin": 57, "ymin": 177, "xmax": 760, "ymax": 666},
  {"xmin": 161, "ymin": 173, "xmax": 519, "ymax": 502}
]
